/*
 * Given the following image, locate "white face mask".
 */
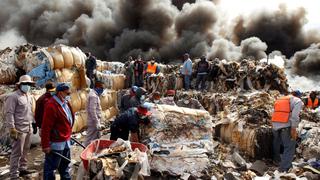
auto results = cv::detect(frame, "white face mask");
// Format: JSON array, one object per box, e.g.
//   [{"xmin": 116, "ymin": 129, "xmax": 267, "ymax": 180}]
[
  {"xmin": 184, "ymin": 100, "xmax": 190, "ymax": 104},
  {"xmin": 140, "ymin": 95, "xmax": 146, "ymax": 101},
  {"xmin": 154, "ymin": 100, "xmax": 160, "ymax": 104},
  {"xmin": 20, "ymin": 85, "xmax": 31, "ymax": 93},
  {"xmin": 140, "ymin": 115, "xmax": 147, "ymax": 119},
  {"xmin": 65, "ymin": 95, "xmax": 71, "ymax": 102},
  {"xmin": 168, "ymin": 96, "xmax": 174, "ymax": 101}
]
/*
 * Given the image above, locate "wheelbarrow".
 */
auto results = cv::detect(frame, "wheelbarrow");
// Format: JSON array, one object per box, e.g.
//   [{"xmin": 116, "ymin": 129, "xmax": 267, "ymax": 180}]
[{"xmin": 80, "ymin": 139, "xmax": 148, "ymax": 171}]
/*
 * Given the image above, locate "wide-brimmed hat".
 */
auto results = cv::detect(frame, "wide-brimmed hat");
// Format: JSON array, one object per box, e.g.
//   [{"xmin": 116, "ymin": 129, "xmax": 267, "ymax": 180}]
[{"xmin": 16, "ymin": 75, "xmax": 35, "ymax": 85}]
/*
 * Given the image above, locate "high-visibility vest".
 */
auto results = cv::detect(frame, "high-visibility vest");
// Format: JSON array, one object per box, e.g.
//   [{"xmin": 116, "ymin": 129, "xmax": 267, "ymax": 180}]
[
  {"xmin": 307, "ymin": 98, "xmax": 318, "ymax": 109},
  {"xmin": 146, "ymin": 63, "xmax": 157, "ymax": 74},
  {"xmin": 271, "ymin": 96, "xmax": 291, "ymax": 123}
]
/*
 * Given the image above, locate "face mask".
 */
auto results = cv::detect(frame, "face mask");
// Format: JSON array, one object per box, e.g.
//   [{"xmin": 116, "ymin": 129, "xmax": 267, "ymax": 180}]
[
  {"xmin": 65, "ymin": 95, "xmax": 71, "ymax": 102},
  {"xmin": 140, "ymin": 115, "xmax": 147, "ymax": 119},
  {"xmin": 95, "ymin": 88, "xmax": 104, "ymax": 96},
  {"xmin": 50, "ymin": 92, "xmax": 56, "ymax": 96},
  {"xmin": 20, "ymin": 85, "xmax": 31, "ymax": 93},
  {"xmin": 140, "ymin": 95, "xmax": 146, "ymax": 101},
  {"xmin": 168, "ymin": 96, "xmax": 174, "ymax": 101},
  {"xmin": 184, "ymin": 100, "xmax": 190, "ymax": 104},
  {"xmin": 154, "ymin": 100, "xmax": 160, "ymax": 104}
]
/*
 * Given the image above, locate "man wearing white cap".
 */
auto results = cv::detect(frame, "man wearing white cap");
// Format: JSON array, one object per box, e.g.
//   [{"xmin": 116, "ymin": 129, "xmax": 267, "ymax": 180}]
[{"xmin": 4, "ymin": 75, "xmax": 36, "ymax": 179}]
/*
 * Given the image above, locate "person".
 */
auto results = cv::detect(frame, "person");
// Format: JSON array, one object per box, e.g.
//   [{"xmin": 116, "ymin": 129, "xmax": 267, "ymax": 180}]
[
  {"xmin": 304, "ymin": 91, "xmax": 319, "ymax": 109},
  {"xmin": 146, "ymin": 91, "xmax": 162, "ymax": 104},
  {"xmin": 34, "ymin": 82, "xmax": 56, "ymax": 135},
  {"xmin": 181, "ymin": 53, "xmax": 193, "ymax": 90},
  {"xmin": 161, "ymin": 90, "xmax": 176, "ymax": 106},
  {"xmin": 128, "ymin": 87, "xmax": 147, "ymax": 109},
  {"xmin": 134, "ymin": 56, "xmax": 145, "ymax": 87},
  {"xmin": 271, "ymin": 90, "xmax": 303, "ymax": 172},
  {"xmin": 85, "ymin": 52, "xmax": 97, "ymax": 89},
  {"xmin": 145, "ymin": 57, "xmax": 160, "ymax": 77},
  {"xmin": 195, "ymin": 55, "xmax": 210, "ymax": 91},
  {"xmin": 176, "ymin": 93, "xmax": 205, "ymax": 110},
  {"xmin": 110, "ymin": 104, "xmax": 152, "ymax": 142},
  {"xmin": 4, "ymin": 75, "xmax": 36, "ymax": 179},
  {"xmin": 85, "ymin": 80, "xmax": 105, "ymax": 147},
  {"xmin": 120, "ymin": 86, "xmax": 138, "ymax": 112},
  {"xmin": 124, "ymin": 56, "xmax": 135, "ymax": 88},
  {"xmin": 41, "ymin": 83, "xmax": 74, "ymax": 180}
]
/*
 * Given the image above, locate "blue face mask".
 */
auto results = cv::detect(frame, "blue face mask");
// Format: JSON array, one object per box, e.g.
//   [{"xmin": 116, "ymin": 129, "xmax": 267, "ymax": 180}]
[
  {"xmin": 95, "ymin": 88, "xmax": 104, "ymax": 96},
  {"xmin": 20, "ymin": 85, "xmax": 31, "ymax": 93}
]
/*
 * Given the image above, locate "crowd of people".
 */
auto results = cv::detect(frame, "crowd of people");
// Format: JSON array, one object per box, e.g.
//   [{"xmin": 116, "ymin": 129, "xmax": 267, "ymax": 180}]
[{"xmin": 3, "ymin": 51, "xmax": 320, "ymax": 179}]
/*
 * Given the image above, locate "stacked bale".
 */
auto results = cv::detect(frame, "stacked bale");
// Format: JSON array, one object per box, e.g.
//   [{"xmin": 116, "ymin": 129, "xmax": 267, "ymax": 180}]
[
  {"xmin": 96, "ymin": 72, "xmax": 125, "ymax": 91},
  {"xmin": 0, "ymin": 49, "xmax": 17, "ymax": 84}
]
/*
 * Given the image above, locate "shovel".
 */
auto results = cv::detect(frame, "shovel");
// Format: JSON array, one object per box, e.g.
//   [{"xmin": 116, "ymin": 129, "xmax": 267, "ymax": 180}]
[
  {"xmin": 51, "ymin": 151, "xmax": 79, "ymax": 167},
  {"xmin": 71, "ymin": 137, "xmax": 86, "ymax": 149}
]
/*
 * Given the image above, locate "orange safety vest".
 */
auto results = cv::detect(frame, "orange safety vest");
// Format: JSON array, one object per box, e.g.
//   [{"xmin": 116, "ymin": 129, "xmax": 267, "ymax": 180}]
[
  {"xmin": 146, "ymin": 63, "xmax": 157, "ymax": 74},
  {"xmin": 307, "ymin": 98, "xmax": 318, "ymax": 109},
  {"xmin": 271, "ymin": 96, "xmax": 291, "ymax": 123}
]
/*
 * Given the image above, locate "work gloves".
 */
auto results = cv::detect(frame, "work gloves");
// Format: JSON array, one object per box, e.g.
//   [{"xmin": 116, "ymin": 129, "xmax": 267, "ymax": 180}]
[
  {"xmin": 10, "ymin": 128, "xmax": 19, "ymax": 140},
  {"xmin": 96, "ymin": 124, "xmax": 105, "ymax": 131},
  {"xmin": 32, "ymin": 123, "xmax": 37, "ymax": 134}
]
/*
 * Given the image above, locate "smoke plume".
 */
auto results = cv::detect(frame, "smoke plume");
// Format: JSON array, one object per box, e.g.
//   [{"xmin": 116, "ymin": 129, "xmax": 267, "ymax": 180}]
[
  {"xmin": 292, "ymin": 43, "xmax": 320, "ymax": 76},
  {"xmin": 232, "ymin": 5, "xmax": 320, "ymax": 58}
]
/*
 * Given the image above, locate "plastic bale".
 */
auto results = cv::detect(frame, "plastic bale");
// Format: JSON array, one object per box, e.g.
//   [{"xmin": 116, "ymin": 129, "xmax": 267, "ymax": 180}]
[
  {"xmin": 60, "ymin": 46, "xmax": 74, "ymax": 69},
  {"xmin": 49, "ymin": 48, "xmax": 64, "ymax": 69},
  {"xmin": 70, "ymin": 92, "xmax": 82, "ymax": 113}
]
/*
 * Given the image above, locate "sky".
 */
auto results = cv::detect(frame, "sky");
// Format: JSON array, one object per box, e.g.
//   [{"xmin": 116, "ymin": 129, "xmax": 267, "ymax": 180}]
[{"xmin": 217, "ymin": 0, "xmax": 320, "ymax": 30}]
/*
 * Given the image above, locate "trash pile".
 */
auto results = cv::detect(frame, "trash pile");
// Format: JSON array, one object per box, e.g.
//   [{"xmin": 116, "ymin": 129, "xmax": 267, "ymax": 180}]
[
  {"xmin": 84, "ymin": 139, "xmax": 150, "ymax": 179},
  {"xmin": 141, "ymin": 104, "xmax": 214, "ymax": 178}
]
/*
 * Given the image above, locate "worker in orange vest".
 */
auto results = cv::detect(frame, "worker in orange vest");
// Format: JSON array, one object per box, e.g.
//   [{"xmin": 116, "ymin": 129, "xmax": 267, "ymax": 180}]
[
  {"xmin": 271, "ymin": 90, "xmax": 303, "ymax": 172},
  {"xmin": 145, "ymin": 57, "xmax": 160, "ymax": 77},
  {"xmin": 304, "ymin": 91, "xmax": 319, "ymax": 109}
]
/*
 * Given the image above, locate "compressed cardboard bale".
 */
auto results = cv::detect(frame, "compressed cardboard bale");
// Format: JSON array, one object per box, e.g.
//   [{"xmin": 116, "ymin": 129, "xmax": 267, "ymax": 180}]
[
  {"xmin": 100, "ymin": 93, "xmax": 111, "ymax": 111},
  {"xmin": 70, "ymin": 47, "xmax": 83, "ymax": 69},
  {"xmin": 79, "ymin": 68, "xmax": 88, "ymax": 89},
  {"xmin": 49, "ymin": 48, "xmax": 64, "ymax": 69},
  {"xmin": 72, "ymin": 111, "xmax": 88, "ymax": 133},
  {"xmin": 112, "ymin": 75, "xmax": 125, "ymax": 90},
  {"xmin": 41, "ymin": 49, "xmax": 54, "ymax": 70},
  {"xmin": 79, "ymin": 90, "xmax": 88, "ymax": 110},
  {"xmin": 70, "ymin": 92, "xmax": 82, "ymax": 113},
  {"xmin": 70, "ymin": 70, "xmax": 81, "ymax": 91},
  {"xmin": 60, "ymin": 46, "xmax": 74, "ymax": 69}
]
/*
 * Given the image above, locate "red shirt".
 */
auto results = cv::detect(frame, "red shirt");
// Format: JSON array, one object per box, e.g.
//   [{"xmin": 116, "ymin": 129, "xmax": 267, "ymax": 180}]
[{"xmin": 41, "ymin": 97, "xmax": 74, "ymax": 149}]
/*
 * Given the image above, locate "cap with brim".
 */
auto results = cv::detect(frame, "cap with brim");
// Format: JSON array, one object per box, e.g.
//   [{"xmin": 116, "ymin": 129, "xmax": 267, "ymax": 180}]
[
  {"xmin": 56, "ymin": 83, "xmax": 70, "ymax": 92},
  {"xmin": 137, "ymin": 106, "xmax": 152, "ymax": 116}
]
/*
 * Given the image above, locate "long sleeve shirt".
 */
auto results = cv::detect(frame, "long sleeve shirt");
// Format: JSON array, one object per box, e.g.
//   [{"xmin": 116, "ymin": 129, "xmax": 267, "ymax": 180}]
[
  {"xmin": 181, "ymin": 59, "xmax": 193, "ymax": 76},
  {"xmin": 86, "ymin": 89, "xmax": 102, "ymax": 127},
  {"xmin": 272, "ymin": 96, "xmax": 303, "ymax": 130},
  {"xmin": 4, "ymin": 90, "xmax": 33, "ymax": 133}
]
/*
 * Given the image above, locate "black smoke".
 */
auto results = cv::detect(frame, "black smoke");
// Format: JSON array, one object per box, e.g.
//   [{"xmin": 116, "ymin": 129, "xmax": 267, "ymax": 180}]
[
  {"xmin": 292, "ymin": 43, "xmax": 320, "ymax": 76},
  {"xmin": 232, "ymin": 5, "xmax": 320, "ymax": 58}
]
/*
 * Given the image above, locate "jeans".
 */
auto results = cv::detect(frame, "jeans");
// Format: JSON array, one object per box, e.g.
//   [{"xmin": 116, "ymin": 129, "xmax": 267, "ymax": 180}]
[
  {"xmin": 43, "ymin": 148, "xmax": 71, "ymax": 180},
  {"xmin": 195, "ymin": 74, "xmax": 207, "ymax": 90},
  {"xmin": 184, "ymin": 75, "xmax": 191, "ymax": 90},
  {"xmin": 272, "ymin": 127, "xmax": 296, "ymax": 172}
]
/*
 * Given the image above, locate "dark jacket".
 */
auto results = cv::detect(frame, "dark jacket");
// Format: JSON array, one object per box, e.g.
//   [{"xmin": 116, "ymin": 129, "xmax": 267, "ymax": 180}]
[
  {"xmin": 134, "ymin": 60, "xmax": 144, "ymax": 76},
  {"xmin": 111, "ymin": 108, "xmax": 139, "ymax": 134},
  {"xmin": 41, "ymin": 97, "xmax": 74, "ymax": 149},
  {"xmin": 120, "ymin": 93, "xmax": 133, "ymax": 112},
  {"xmin": 35, "ymin": 92, "xmax": 52, "ymax": 128},
  {"xmin": 85, "ymin": 55, "xmax": 97, "ymax": 73},
  {"xmin": 197, "ymin": 60, "xmax": 210, "ymax": 74}
]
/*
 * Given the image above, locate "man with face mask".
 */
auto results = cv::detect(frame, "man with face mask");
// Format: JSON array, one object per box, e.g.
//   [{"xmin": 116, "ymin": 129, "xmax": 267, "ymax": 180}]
[
  {"xmin": 128, "ymin": 87, "xmax": 147, "ymax": 109},
  {"xmin": 110, "ymin": 104, "xmax": 152, "ymax": 142},
  {"xmin": 41, "ymin": 83, "xmax": 74, "ymax": 180},
  {"xmin": 4, "ymin": 75, "xmax": 36, "ymax": 179},
  {"xmin": 35, "ymin": 82, "xmax": 56, "ymax": 136},
  {"xmin": 146, "ymin": 91, "xmax": 162, "ymax": 104},
  {"xmin": 160, "ymin": 90, "xmax": 176, "ymax": 106},
  {"xmin": 85, "ymin": 80, "xmax": 105, "ymax": 146},
  {"xmin": 177, "ymin": 93, "xmax": 205, "ymax": 110}
]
